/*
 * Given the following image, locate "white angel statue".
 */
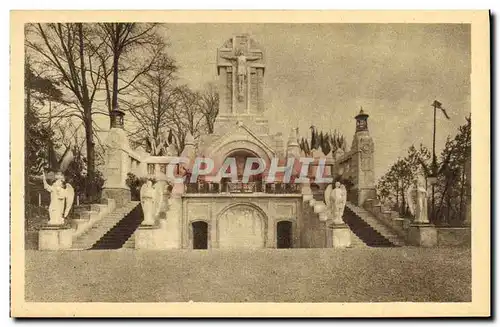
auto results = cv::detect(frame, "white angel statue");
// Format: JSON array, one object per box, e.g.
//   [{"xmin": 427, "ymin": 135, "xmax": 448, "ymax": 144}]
[
  {"xmin": 324, "ymin": 181, "xmax": 347, "ymax": 224},
  {"xmin": 406, "ymin": 173, "xmax": 429, "ymax": 224},
  {"xmin": 140, "ymin": 179, "xmax": 156, "ymax": 225},
  {"xmin": 42, "ymin": 171, "xmax": 75, "ymax": 226}
]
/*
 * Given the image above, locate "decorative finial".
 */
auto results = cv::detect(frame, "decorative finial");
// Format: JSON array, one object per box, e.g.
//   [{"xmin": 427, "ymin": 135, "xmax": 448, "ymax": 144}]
[{"xmin": 359, "ymin": 106, "xmax": 364, "ymax": 115}]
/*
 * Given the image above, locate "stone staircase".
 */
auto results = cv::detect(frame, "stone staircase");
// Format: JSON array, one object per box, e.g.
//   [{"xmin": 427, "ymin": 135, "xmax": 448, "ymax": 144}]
[
  {"xmin": 91, "ymin": 203, "xmax": 143, "ymax": 249},
  {"xmin": 72, "ymin": 201, "xmax": 140, "ymax": 250},
  {"xmin": 349, "ymin": 231, "xmax": 366, "ymax": 247},
  {"xmin": 122, "ymin": 232, "xmax": 136, "ymax": 249},
  {"xmin": 344, "ymin": 202, "xmax": 405, "ymax": 247}
]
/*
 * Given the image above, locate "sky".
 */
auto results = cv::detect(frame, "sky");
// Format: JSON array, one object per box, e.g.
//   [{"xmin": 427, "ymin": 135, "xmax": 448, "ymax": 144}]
[{"xmin": 155, "ymin": 23, "xmax": 471, "ymax": 180}]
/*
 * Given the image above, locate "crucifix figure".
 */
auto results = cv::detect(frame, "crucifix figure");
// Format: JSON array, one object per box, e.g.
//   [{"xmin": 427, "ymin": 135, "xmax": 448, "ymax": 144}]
[{"xmin": 221, "ymin": 49, "xmax": 260, "ymax": 101}]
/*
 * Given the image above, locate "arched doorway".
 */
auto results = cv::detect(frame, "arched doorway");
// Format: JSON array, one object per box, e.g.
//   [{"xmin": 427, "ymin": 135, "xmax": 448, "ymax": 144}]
[
  {"xmin": 276, "ymin": 221, "xmax": 293, "ymax": 248},
  {"xmin": 218, "ymin": 204, "xmax": 267, "ymax": 248},
  {"xmin": 192, "ymin": 221, "xmax": 208, "ymax": 249}
]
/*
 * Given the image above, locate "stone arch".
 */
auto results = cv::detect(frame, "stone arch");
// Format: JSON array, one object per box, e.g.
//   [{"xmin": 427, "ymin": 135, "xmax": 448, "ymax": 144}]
[
  {"xmin": 215, "ymin": 203, "xmax": 269, "ymax": 248},
  {"xmin": 209, "ymin": 139, "xmax": 273, "ymax": 165}
]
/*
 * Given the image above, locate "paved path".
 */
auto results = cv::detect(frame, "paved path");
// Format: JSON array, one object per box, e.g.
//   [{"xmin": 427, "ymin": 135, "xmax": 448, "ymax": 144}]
[{"xmin": 25, "ymin": 247, "xmax": 471, "ymax": 302}]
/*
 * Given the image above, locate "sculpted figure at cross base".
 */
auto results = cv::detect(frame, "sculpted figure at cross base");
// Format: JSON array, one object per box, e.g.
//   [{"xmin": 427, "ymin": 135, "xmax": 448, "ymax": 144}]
[
  {"xmin": 42, "ymin": 171, "xmax": 75, "ymax": 226},
  {"xmin": 324, "ymin": 181, "xmax": 347, "ymax": 224},
  {"xmin": 407, "ymin": 172, "xmax": 429, "ymax": 224},
  {"xmin": 221, "ymin": 49, "xmax": 260, "ymax": 101}
]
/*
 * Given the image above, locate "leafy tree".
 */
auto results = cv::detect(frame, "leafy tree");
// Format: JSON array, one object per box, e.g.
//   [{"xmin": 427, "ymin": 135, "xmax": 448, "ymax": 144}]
[
  {"xmin": 376, "ymin": 144, "xmax": 431, "ymax": 216},
  {"xmin": 377, "ymin": 117, "xmax": 471, "ymax": 225}
]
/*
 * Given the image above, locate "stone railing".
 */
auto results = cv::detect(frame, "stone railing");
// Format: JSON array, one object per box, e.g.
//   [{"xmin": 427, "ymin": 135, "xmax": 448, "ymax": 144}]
[
  {"xmin": 184, "ymin": 181, "xmax": 301, "ymax": 194},
  {"xmin": 363, "ymin": 199, "xmax": 409, "ymax": 238},
  {"xmin": 363, "ymin": 198, "xmax": 471, "ymax": 247}
]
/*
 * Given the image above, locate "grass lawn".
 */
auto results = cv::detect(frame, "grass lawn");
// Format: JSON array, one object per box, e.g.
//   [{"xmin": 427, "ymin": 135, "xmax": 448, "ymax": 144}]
[{"xmin": 25, "ymin": 247, "xmax": 471, "ymax": 302}]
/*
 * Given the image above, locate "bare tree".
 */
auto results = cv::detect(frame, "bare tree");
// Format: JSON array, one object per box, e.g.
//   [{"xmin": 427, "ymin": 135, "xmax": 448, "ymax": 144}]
[
  {"xmin": 26, "ymin": 23, "xmax": 106, "ymax": 199},
  {"xmin": 200, "ymin": 82, "xmax": 219, "ymax": 134},
  {"xmin": 95, "ymin": 23, "xmax": 163, "ymax": 117},
  {"xmin": 125, "ymin": 52, "xmax": 178, "ymax": 154},
  {"xmin": 171, "ymin": 85, "xmax": 205, "ymax": 153}
]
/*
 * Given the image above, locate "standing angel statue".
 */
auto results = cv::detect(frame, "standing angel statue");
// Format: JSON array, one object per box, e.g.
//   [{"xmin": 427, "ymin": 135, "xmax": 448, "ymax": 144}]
[
  {"xmin": 140, "ymin": 179, "xmax": 156, "ymax": 225},
  {"xmin": 324, "ymin": 181, "xmax": 347, "ymax": 224},
  {"xmin": 42, "ymin": 171, "xmax": 75, "ymax": 226},
  {"xmin": 140, "ymin": 179, "xmax": 169, "ymax": 225},
  {"xmin": 406, "ymin": 173, "xmax": 429, "ymax": 224}
]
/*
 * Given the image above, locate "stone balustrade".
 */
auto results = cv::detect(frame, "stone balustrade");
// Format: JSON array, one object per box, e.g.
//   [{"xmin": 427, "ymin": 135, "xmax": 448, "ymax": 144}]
[{"xmin": 184, "ymin": 181, "xmax": 301, "ymax": 195}]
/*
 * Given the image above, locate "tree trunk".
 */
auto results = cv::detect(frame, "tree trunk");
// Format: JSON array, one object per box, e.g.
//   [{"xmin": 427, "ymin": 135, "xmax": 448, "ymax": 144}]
[
  {"xmin": 458, "ymin": 166, "xmax": 466, "ymax": 222},
  {"xmin": 112, "ymin": 51, "xmax": 120, "ymax": 113},
  {"xmin": 84, "ymin": 116, "xmax": 96, "ymax": 201},
  {"xmin": 395, "ymin": 186, "xmax": 399, "ymax": 214}
]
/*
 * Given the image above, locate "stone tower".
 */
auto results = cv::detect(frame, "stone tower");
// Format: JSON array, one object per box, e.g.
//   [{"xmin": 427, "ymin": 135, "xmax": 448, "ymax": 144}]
[{"xmin": 350, "ymin": 108, "xmax": 376, "ymax": 205}]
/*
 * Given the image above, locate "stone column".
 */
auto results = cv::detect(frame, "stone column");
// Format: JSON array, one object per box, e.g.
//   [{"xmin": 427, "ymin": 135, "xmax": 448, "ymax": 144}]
[{"xmin": 101, "ymin": 109, "xmax": 131, "ymax": 206}]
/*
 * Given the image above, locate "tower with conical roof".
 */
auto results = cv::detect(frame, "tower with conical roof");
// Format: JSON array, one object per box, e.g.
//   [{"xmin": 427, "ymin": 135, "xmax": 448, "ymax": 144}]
[{"xmin": 350, "ymin": 107, "xmax": 376, "ymax": 205}]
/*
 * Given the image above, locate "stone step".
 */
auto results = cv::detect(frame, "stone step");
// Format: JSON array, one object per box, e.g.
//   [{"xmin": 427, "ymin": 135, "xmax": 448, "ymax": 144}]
[
  {"xmin": 90, "ymin": 204, "xmax": 142, "ymax": 250},
  {"xmin": 122, "ymin": 233, "xmax": 135, "ymax": 248},
  {"xmin": 345, "ymin": 202, "xmax": 405, "ymax": 246},
  {"xmin": 72, "ymin": 201, "xmax": 140, "ymax": 249},
  {"xmin": 349, "ymin": 231, "xmax": 366, "ymax": 247}
]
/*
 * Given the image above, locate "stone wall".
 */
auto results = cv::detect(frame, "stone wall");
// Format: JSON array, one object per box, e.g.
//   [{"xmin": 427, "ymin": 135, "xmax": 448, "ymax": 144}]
[
  {"xmin": 299, "ymin": 200, "xmax": 328, "ymax": 248},
  {"xmin": 181, "ymin": 194, "xmax": 302, "ymax": 249},
  {"xmin": 437, "ymin": 227, "xmax": 471, "ymax": 247}
]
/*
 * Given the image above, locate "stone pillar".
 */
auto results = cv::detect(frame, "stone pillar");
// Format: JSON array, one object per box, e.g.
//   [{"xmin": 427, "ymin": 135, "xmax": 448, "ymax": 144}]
[
  {"xmin": 350, "ymin": 108, "xmax": 376, "ymax": 206},
  {"xmin": 101, "ymin": 109, "xmax": 131, "ymax": 206}
]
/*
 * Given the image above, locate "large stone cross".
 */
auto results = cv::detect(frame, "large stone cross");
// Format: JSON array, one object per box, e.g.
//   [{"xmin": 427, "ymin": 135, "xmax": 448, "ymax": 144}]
[{"xmin": 217, "ymin": 34, "xmax": 265, "ymax": 114}]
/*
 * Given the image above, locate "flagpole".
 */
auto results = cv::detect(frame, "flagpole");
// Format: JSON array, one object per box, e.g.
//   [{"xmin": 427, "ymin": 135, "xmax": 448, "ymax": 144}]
[{"xmin": 431, "ymin": 101, "xmax": 437, "ymax": 223}]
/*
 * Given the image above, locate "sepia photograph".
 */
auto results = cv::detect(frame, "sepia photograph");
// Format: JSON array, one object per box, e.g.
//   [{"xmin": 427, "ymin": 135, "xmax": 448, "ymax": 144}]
[{"xmin": 10, "ymin": 10, "xmax": 490, "ymax": 317}]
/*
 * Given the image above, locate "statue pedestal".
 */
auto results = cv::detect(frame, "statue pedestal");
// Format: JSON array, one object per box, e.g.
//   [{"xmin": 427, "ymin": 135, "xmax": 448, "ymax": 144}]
[
  {"xmin": 38, "ymin": 225, "xmax": 73, "ymax": 250},
  {"xmin": 102, "ymin": 188, "xmax": 130, "ymax": 207},
  {"xmin": 327, "ymin": 223, "xmax": 352, "ymax": 248},
  {"xmin": 408, "ymin": 223, "xmax": 437, "ymax": 247},
  {"xmin": 135, "ymin": 220, "xmax": 169, "ymax": 250}
]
